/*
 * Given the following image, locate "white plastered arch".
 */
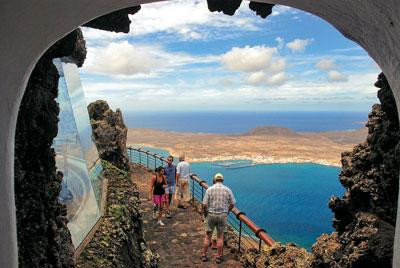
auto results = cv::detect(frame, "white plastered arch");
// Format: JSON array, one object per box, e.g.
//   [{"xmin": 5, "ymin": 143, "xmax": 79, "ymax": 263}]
[{"xmin": 0, "ymin": 0, "xmax": 399, "ymax": 267}]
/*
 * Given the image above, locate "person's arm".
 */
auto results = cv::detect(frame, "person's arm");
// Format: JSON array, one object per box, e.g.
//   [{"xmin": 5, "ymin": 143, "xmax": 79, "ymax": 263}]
[
  {"xmin": 202, "ymin": 190, "xmax": 209, "ymax": 217},
  {"xmin": 163, "ymin": 175, "xmax": 167, "ymax": 188},
  {"xmin": 149, "ymin": 176, "xmax": 155, "ymax": 200},
  {"xmin": 176, "ymin": 164, "xmax": 181, "ymax": 186},
  {"xmin": 175, "ymin": 166, "xmax": 178, "ymax": 185},
  {"xmin": 228, "ymin": 189, "xmax": 236, "ymax": 211}
]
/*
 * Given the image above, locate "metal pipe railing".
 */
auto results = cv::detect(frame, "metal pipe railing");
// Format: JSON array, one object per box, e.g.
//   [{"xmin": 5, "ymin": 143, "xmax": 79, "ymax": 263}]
[{"xmin": 127, "ymin": 147, "xmax": 275, "ymax": 252}]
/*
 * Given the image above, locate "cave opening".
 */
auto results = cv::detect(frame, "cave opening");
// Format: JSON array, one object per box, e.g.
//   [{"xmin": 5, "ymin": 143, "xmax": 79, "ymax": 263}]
[{"xmin": 4, "ymin": 0, "xmax": 400, "ymax": 267}]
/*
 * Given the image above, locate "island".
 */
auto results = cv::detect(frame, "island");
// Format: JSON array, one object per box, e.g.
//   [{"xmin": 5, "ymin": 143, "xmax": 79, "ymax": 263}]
[{"xmin": 127, "ymin": 126, "xmax": 368, "ymax": 167}]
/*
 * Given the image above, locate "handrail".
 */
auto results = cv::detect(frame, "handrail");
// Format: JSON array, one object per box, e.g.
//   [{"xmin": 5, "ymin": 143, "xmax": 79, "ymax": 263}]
[
  {"xmin": 127, "ymin": 147, "xmax": 275, "ymax": 252},
  {"xmin": 190, "ymin": 174, "xmax": 275, "ymax": 247}
]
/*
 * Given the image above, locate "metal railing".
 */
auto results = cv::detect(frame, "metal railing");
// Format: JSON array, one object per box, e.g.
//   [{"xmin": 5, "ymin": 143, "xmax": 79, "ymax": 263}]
[{"xmin": 127, "ymin": 147, "xmax": 275, "ymax": 253}]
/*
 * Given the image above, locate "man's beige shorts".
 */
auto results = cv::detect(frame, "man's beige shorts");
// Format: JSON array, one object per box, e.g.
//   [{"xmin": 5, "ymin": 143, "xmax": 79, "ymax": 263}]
[
  {"xmin": 176, "ymin": 178, "xmax": 190, "ymax": 202},
  {"xmin": 205, "ymin": 213, "xmax": 227, "ymax": 236}
]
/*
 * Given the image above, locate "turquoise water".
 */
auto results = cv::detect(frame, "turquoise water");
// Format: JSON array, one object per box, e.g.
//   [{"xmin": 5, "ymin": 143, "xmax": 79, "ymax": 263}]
[
  {"xmin": 131, "ymin": 146, "xmax": 345, "ymax": 250},
  {"xmin": 191, "ymin": 161, "xmax": 344, "ymax": 250}
]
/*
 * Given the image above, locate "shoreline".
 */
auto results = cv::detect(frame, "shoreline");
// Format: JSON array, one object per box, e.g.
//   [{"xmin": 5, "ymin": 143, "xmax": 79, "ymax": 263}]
[
  {"xmin": 127, "ymin": 127, "xmax": 366, "ymax": 170},
  {"xmin": 128, "ymin": 143, "xmax": 341, "ymax": 168}
]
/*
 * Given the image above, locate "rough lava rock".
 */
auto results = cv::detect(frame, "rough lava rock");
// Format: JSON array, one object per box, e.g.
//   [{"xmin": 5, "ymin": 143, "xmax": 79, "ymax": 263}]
[
  {"xmin": 249, "ymin": 2, "xmax": 275, "ymax": 19},
  {"xmin": 311, "ymin": 72, "xmax": 399, "ymax": 267},
  {"xmin": 207, "ymin": 0, "xmax": 242, "ymax": 16},
  {"xmin": 241, "ymin": 73, "xmax": 399, "ymax": 268},
  {"xmin": 88, "ymin": 100, "xmax": 130, "ymax": 171},
  {"xmin": 46, "ymin": 28, "xmax": 87, "ymax": 67},
  {"xmin": 241, "ymin": 242, "xmax": 312, "ymax": 268},
  {"xmin": 84, "ymin": 6, "xmax": 141, "ymax": 33},
  {"xmin": 14, "ymin": 28, "xmax": 86, "ymax": 268}
]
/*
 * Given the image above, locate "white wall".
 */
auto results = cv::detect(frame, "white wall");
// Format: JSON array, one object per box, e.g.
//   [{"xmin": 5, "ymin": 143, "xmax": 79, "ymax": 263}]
[{"xmin": 0, "ymin": 0, "xmax": 399, "ymax": 267}]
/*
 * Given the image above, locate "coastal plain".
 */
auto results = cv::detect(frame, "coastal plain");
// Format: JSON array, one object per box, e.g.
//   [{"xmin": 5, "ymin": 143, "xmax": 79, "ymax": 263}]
[{"xmin": 127, "ymin": 126, "xmax": 367, "ymax": 167}]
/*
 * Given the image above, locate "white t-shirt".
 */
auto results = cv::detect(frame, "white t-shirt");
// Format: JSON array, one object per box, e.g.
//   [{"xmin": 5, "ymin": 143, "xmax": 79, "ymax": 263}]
[{"xmin": 176, "ymin": 161, "xmax": 191, "ymax": 179}]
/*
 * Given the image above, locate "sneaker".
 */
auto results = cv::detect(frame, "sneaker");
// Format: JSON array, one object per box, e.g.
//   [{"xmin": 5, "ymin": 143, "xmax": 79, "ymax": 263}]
[
  {"xmin": 157, "ymin": 220, "xmax": 165, "ymax": 226},
  {"xmin": 166, "ymin": 211, "xmax": 171, "ymax": 218}
]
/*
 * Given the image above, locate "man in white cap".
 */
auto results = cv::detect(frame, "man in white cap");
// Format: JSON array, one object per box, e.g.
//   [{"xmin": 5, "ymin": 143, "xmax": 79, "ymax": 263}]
[{"xmin": 201, "ymin": 173, "xmax": 236, "ymax": 264}]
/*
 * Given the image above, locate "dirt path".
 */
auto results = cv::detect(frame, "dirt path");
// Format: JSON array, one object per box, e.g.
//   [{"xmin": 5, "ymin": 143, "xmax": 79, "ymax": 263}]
[{"xmin": 131, "ymin": 165, "xmax": 242, "ymax": 268}]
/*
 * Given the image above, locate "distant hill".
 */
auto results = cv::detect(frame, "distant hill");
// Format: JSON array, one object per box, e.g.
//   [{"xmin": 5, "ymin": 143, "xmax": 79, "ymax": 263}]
[
  {"xmin": 242, "ymin": 126, "xmax": 300, "ymax": 137},
  {"xmin": 303, "ymin": 127, "xmax": 368, "ymax": 145}
]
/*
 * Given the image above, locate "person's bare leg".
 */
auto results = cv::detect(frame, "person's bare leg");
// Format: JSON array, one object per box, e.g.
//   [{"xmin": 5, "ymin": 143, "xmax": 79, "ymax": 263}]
[
  {"xmin": 165, "ymin": 195, "xmax": 170, "ymax": 213},
  {"xmin": 158, "ymin": 203, "xmax": 163, "ymax": 221},
  {"xmin": 216, "ymin": 233, "xmax": 224, "ymax": 258},
  {"xmin": 203, "ymin": 232, "xmax": 212, "ymax": 256}
]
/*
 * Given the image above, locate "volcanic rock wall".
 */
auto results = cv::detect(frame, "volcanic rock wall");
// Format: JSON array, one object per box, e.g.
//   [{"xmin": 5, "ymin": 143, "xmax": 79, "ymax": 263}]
[
  {"xmin": 14, "ymin": 6, "xmax": 141, "ymax": 266},
  {"xmin": 310, "ymin": 73, "xmax": 399, "ymax": 267},
  {"xmin": 84, "ymin": 6, "xmax": 141, "ymax": 33},
  {"xmin": 241, "ymin": 73, "xmax": 399, "ymax": 267},
  {"xmin": 14, "ymin": 28, "xmax": 86, "ymax": 267},
  {"xmin": 87, "ymin": 100, "xmax": 130, "ymax": 171}
]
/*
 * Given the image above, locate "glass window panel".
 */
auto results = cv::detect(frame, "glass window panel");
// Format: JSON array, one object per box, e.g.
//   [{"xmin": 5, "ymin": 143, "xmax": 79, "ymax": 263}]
[{"xmin": 53, "ymin": 58, "xmax": 104, "ymax": 248}]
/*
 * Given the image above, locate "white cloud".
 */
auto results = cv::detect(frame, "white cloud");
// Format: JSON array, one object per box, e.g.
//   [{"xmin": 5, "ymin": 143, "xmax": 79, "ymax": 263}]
[
  {"xmin": 81, "ymin": 27, "xmax": 127, "ymax": 46},
  {"xmin": 327, "ymin": 70, "xmax": 349, "ymax": 82},
  {"xmin": 286, "ymin": 38, "xmax": 312, "ymax": 52},
  {"xmin": 315, "ymin": 59, "xmax": 337, "ymax": 71},
  {"xmin": 221, "ymin": 46, "xmax": 278, "ymax": 72},
  {"xmin": 129, "ymin": 0, "xmax": 259, "ymax": 40},
  {"xmin": 271, "ymin": 6, "xmax": 295, "ymax": 17},
  {"xmin": 83, "ymin": 41, "xmax": 161, "ymax": 76},
  {"xmin": 82, "ymin": 41, "xmax": 218, "ymax": 77},
  {"xmin": 248, "ymin": 71, "xmax": 286, "ymax": 85},
  {"xmin": 220, "ymin": 45, "xmax": 286, "ymax": 85},
  {"xmin": 81, "ymin": 72, "xmax": 378, "ymax": 111}
]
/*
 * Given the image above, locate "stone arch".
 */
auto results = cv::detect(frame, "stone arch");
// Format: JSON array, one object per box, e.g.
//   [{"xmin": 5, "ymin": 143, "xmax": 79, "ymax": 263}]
[{"xmin": 0, "ymin": 0, "xmax": 399, "ymax": 267}]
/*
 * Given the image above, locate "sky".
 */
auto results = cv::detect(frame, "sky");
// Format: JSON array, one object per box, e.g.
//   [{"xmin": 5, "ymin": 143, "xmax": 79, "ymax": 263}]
[{"xmin": 79, "ymin": 0, "xmax": 381, "ymax": 112}]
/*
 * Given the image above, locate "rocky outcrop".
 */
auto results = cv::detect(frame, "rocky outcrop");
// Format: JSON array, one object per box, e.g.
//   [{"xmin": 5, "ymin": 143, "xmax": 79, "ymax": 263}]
[
  {"xmin": 14, "ymin": 28, "xmax": 86, "ymax": 267},
  {"xmin": 76, "ymin": 161, "xmax": 158, "ymax": 267},
  {"xmin": 88, "ymin": 100, "xmax": 130, "ymax": 171},
  {"xmin": 249, "ymin": 2, "xmax": 275, "ymax": 19},
  {"xmin": 241, "ymin": 73, "xmax": 399, "ymax": 267},
  {"xmin": 241, "ymin": 243, "xmax": 312, "ymax": 268},
  {"xmin": 310, "ymin": 72, "xmax": 399, "ymax": 267},
  {"xmin": 207, "ymin": 0, "xmax": 275, "ymax": 18},
  {"xmin": 207, "ymin": 0, "xmax": 242, "ymax": 16},
  {"xmin": 84, "ymin": 6, "xmax": 141, "ymax": 33}
]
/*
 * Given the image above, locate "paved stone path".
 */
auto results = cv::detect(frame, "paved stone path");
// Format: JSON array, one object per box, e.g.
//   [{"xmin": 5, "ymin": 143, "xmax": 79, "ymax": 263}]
[{"xmin": 131, "ymin": 165, "xmax": 242, "ymax": 268}]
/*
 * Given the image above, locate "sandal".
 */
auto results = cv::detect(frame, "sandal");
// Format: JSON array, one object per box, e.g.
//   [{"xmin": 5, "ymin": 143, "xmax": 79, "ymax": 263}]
[
  {"xmin": 216, "ymin": 256, "xmax": 222, "ymax": 264},
  {"xmin": 201, "ymin": 255, "xmax": 208, "ymax": 262}
]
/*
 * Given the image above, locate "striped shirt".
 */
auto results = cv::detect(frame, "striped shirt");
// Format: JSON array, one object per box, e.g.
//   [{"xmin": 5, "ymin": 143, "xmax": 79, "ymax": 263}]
[{"xmin": 202, "ymin": 182, "xmax": 236, "ymax": 214}]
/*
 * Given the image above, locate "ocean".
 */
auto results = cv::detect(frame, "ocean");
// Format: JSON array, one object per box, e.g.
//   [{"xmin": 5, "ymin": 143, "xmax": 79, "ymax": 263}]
[
  {"xmin": 135, "ymin": 146, "xmax": 345, "ymax": 250},
  {"xmin": 129, "ymin": 111, "xmax": 362, "ymax": 250},
  {"xmin": 191, "ymin": 161, "xmax": 344, "ymax": 250},
  {"xmin": 123, "ymin": 111, "xmax": 368, "ymax": 133}
]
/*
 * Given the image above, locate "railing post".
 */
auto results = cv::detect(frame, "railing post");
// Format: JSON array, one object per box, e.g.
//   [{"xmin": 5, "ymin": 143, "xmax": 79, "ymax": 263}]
[
  {"xmin": 154, "ymin": 155, "xmax": 156, "ymax": 169},
  {"xmin": 146, "ymin": 152, "xmax": 149, "ymax": 168},
  {"xmin": 201, "ymin": 187, "xmax": 204, "ymax": 201},
  {"xmin": 139, "ymin": 151, "xmax": 141, "ymax": 165},
  {"xmin": 238, "ymin": 220, "xmax": 242, "ymax": 253},
  {"xmin": 258, "ymin": 238, "xmax": 262, "ymax": 251},
  {"xmin": 192, "ymin": 177, "xmax": 194, "ymax": 203}
]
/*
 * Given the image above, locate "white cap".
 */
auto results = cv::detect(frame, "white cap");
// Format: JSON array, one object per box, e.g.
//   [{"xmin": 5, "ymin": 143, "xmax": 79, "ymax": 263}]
[{"xmin": 213, "ymin": 173, "xmax": 224, "ymax": 181}]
